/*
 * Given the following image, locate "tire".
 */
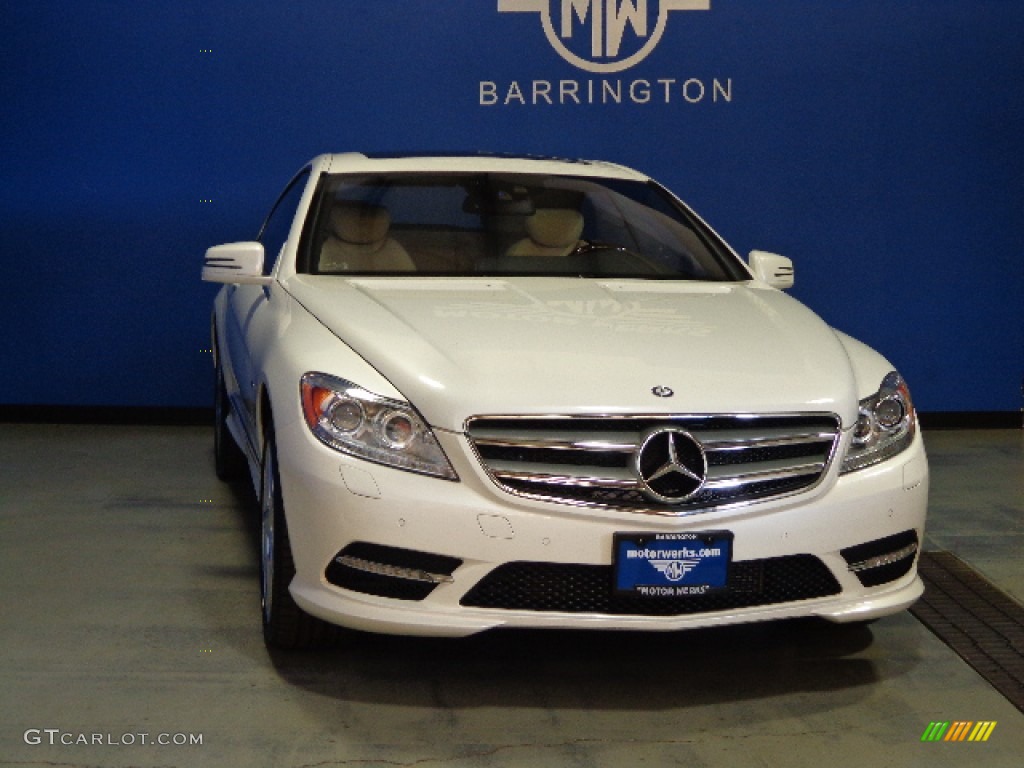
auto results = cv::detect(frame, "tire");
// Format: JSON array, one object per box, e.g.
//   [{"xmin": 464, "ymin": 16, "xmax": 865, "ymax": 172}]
[
  {"xmin": 213, "ymin": 363, "xmax": 246, "ymax": 482},
  {"xmin": 259, "ymin": 426, "xmax": 337, "ymax": 650}
]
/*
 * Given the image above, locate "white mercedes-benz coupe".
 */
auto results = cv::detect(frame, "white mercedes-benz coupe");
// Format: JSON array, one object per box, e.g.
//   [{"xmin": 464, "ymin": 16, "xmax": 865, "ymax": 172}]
[{"xmin": 203, "ymin": 152, "xmax": 928, "ymax": 649}]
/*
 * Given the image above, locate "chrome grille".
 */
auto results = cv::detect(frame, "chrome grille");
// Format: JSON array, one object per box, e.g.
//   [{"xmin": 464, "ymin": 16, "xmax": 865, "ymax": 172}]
[{"xmin": 466, "ymin": 414, "xmax": 841, "ymax": 515}]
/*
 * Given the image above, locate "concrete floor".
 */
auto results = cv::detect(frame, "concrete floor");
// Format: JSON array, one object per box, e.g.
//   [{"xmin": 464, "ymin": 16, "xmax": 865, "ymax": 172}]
[{"xmin": 0, "ymin": 424, "xmax": 1021, "ymax": 767}]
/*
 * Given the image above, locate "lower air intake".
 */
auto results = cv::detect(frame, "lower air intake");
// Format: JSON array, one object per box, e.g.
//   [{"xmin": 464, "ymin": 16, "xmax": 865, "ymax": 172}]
[
  {"xmin": 460, "ymin": 555, "xmax": 841, "ymax": 616},
  {"xmin": 840, "ymin": 530, "xmax": 919, "ymax": 587},
  {"xmin": 326, "ymin": 542, "xmax": 462, "ymax": 601}
]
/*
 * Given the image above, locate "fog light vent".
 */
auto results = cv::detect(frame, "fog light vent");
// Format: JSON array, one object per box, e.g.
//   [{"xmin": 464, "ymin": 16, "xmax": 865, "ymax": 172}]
[
  {"xmin": 325, "ymin": 542, "xmax": 462, "ymax": 601},
  {"xmin": 337, "ymin": 556, "xmax": 454, "ymax": 584},
  {"xmin": 840, "ymin": 530, "xmax": 919, "ymax": 587}
]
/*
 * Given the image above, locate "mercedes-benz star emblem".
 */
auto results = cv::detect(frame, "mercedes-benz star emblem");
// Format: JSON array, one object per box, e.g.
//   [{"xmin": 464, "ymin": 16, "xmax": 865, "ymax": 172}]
[{"xmin": 634, "ymin": 428, "xmax": 708, "ymax": 504}]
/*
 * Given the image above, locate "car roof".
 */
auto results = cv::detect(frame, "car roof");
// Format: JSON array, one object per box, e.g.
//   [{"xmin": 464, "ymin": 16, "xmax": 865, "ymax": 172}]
[{"xmin": 313, "ymin": 152, "xmax": 650, "ymax": 181}]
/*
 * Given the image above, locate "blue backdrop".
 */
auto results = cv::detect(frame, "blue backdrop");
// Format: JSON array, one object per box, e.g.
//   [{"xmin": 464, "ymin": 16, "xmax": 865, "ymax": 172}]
[{"xmin": 2, "ymin": 1, "xmax": 1021, "ymax": 412}]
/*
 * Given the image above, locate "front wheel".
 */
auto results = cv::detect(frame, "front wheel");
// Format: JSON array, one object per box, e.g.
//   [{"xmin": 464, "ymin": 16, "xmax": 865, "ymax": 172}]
[{"xmin": 259, "ymin": 427, "xmax": 337, "ymax": 649}]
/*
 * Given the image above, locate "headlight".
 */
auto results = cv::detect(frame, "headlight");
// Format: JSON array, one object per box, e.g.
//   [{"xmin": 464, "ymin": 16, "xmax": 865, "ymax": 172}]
[
  {"xmin": 841, "ymin": 371, "xmax": 917, "ymax": 474},
  {"xmin": 300, "ymin": 372, "xmax": 457, "ymax": 480}
]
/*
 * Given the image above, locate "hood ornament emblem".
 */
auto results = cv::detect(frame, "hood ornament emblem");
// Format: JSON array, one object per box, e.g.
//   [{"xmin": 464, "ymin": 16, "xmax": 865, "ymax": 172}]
[
  {"xmin": 635, "ymin": 428, "xmax": 708, "ymax": 504},
  {"xmin": 651, "ymin": 386, "xmax": 674, "ymax": 398}
]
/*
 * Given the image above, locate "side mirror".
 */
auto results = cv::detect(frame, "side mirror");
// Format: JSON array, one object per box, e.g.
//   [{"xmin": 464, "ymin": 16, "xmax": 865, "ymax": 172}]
[
  {"xmin": 202, "ymin": 242, "xmax": 272, "ymax": 285},
  {"xmin": 748, "ymin": 250, "xmax": 794, "ymax": 290}
]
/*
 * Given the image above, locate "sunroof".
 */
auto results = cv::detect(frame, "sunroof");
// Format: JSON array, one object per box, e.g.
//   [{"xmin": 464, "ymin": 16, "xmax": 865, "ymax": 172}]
[{"xmin": 361, "ymin": 151, "xmax": 591, "ymax": 164}]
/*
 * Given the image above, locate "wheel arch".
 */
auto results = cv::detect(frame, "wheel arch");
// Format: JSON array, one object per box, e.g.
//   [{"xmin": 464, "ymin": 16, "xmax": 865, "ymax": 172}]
[{"xmin": 258, "ymin": 383, "xmax": 274, "ymax": 451}]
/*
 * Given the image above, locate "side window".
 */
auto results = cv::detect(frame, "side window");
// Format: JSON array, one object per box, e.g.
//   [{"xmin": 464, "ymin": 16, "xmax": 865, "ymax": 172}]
[{"xmin": 257, "ymin": 168, "xmax": 311, "ymax": 274}]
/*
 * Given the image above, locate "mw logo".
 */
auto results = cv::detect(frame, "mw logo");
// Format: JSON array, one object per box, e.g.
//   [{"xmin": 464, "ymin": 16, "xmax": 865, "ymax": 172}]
[{"xmin": 499, "ymin": 1, "xmax": 711, "ymax": 74}]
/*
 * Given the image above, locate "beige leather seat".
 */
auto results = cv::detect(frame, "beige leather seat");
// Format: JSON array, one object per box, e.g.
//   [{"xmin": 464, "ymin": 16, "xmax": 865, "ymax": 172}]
[
  {"xmin": 506, "ymin": 209, "xmax": 584, "ymax": 258},
  {"xmin": 319, "ymin": 203, "xmax": 415, "ymax": 272}
]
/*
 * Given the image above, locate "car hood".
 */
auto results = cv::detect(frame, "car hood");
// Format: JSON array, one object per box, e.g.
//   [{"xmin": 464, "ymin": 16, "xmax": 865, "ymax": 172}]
[{"xmin": 284, "ymin": 276, "xmax": 858, "ymax": 432}]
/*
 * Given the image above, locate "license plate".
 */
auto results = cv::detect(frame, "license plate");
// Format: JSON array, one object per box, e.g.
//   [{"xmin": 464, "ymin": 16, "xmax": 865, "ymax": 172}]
[{"xmin": 613, "ymin": 531, "xmax": 733, "ymax": 597}]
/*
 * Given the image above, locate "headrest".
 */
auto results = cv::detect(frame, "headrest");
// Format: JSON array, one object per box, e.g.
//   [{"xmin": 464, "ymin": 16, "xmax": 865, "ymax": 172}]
[
  {"xmin": 328, "ymin": 203, "xmax": 391, "ymax": 245},
  {"xmin": 526, "ymin": 209, "xmax": 584, "ymax": 248}
]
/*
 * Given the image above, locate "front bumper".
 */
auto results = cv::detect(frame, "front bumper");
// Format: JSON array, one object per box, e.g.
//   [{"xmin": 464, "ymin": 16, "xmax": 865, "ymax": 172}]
[{"xmin": 276, "ymin": 423, "xmax": 928, "ymax": 637}]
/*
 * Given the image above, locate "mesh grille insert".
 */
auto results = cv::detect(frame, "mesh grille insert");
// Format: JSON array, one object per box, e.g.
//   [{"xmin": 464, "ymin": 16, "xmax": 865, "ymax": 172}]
[{"xmin": 460, "ymin": 556, "xmax": 841, "ymax": 616}]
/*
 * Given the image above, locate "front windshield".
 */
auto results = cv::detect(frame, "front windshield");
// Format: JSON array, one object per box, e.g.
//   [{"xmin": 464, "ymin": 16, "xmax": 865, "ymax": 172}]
[{"xmin": 300, "ymin": 172, "xmax": 746, "ymax": 281}]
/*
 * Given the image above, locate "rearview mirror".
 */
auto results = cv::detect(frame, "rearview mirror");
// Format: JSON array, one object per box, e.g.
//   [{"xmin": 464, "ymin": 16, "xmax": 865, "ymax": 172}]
[
  {"xmin": 202, "ymin": 242, "xmax": 272, "ymax": 285},
  {"xmin": 748, "ymin": 250, "xmax": 794, "ymax": 290}
]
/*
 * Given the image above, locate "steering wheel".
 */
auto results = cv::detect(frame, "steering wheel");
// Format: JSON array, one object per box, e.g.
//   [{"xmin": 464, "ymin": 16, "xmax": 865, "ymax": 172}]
[{"xmin": 571, "ymin": 240, "xmax": 664, "ymax": 275}]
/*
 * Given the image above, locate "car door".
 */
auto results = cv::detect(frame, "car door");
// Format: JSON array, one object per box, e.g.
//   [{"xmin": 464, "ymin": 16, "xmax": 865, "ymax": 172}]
[{"xmin": 224, "ymin": 167, "xmax": 312, "ymax": 452}]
